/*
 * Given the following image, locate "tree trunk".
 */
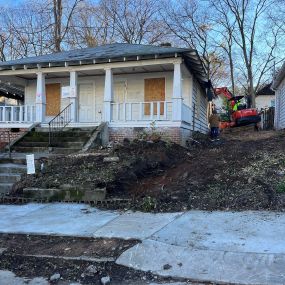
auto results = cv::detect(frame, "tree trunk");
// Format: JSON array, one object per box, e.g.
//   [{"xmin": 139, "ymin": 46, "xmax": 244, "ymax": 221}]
[
  {"xmin": 53, "ymin": 0, "xmax": 63, "ymax": 52},
  {"xmin": 248, "ymin": 69, "xmax": 255, "ymax": 108},
  {"xmin": 228, "ymin": 47, "xmax": 235, "ymax": 94}
]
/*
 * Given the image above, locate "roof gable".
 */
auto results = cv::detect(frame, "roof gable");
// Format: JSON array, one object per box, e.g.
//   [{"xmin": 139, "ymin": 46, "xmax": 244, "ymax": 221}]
[{"xmin": 256, "ymin": 83, "xmax": 275, "ymax": 96}]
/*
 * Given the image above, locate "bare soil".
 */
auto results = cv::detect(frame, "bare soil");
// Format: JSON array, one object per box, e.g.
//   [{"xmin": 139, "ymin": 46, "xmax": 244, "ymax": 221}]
[
  {"xmin": 0, "ymin": 234, "xmax": 206, "ymax": 285},
  {"xmin": 12, "ymin": 129, "xmax": 285, "ymax": 212},
  {"xmin": 0, "ymin": 234, "xmax": 138, "ymax": 259}
]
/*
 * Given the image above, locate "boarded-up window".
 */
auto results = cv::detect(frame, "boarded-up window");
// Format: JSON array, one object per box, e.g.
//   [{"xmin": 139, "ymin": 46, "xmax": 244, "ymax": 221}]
[
  {"xmin": 46, "ymin": 83, "xmax": 61, "ymax": 116},
  {"xmin": 144, "ymin": 78, "xmax": 165, "ymax": 115}
]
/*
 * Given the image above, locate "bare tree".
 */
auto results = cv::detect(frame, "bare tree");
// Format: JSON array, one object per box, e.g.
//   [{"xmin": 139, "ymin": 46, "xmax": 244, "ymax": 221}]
[
  {"xmin": 52, "ymin": 0, "xmax": 83, "ymax": 51},
  {"xmin": 67, "ymin": 0, "xmax": 117, "ymax": 48},
  {"xmin": 210, "ymin": 0, "xmax": 236, "ymax": 93},
  {"xmin": 99, "ymin": 0, "xmax": 167, "ymax": 44},
  {"xmin": 217, "ymin": 0, "xmax": 279, "ymax": 107},
  {"xmin": 161, "ymin": 0, "xmax": 226, "ymax": 84}
]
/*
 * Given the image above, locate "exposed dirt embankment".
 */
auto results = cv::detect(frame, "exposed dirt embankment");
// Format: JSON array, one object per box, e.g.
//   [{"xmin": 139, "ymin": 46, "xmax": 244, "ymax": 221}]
[
  {"xmin": 12, "ymin": 139, "xmax": 186, "ymax": 199},
  {"xmin": 13, "ymin": 131, "xmax": 285, "ymax": 212}
]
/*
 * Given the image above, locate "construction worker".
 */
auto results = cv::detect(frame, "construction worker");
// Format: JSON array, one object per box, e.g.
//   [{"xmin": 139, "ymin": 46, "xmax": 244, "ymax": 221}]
[
  {"xmin": 209, "ymin": 110, "xmax": 220, "ymax": 140},
  {"xmin": 233, "ymin": 99, "xmax": 241, "ymax": 111}
]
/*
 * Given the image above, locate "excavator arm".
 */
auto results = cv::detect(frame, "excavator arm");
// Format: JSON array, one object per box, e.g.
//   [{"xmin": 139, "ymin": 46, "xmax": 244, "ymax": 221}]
[{"xmin": 214, "ymin": 87, "xmax": 233, "ymax": 100}]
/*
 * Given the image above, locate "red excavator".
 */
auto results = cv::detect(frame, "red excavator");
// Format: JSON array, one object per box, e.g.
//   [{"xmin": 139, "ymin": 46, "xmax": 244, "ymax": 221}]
[{"xmin": 214, "ymin": 87, "xmax": 261, "ymax": 129}]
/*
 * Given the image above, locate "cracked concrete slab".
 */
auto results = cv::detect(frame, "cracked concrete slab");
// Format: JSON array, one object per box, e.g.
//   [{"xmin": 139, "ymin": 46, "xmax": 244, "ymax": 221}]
[
  {"xmin": 93, "ymin": 211, "xmax": 182, "ymax": 239},
  {"xmin": 1, "ymin": 204, "xmax": 285, "ymax": 285},
  {"xmin": 116, "ymin": 239, "xmax": 285, "ymax": 285},
  {"xmin": 0, "ymin": 204, "xmax": 47, "ymax": 229},
  {"xmin": 150, "ymin": 211, "xmax": 285, "ymax": 254},
  {"xmin": 0, "ymin": 203, "xmax": 118, "ymax": 237}
]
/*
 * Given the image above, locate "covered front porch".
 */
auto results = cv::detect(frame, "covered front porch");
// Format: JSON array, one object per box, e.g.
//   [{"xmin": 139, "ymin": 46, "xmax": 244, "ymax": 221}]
[{"xmin": 0, "ymin": 57, "xmax": 194, "ymax": 128}]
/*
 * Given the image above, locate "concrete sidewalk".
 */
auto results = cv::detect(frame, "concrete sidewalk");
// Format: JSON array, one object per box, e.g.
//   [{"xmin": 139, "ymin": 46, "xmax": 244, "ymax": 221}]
[{"xmin": 0, "ymin": 203, "xmax": 285, "ymax": 285}]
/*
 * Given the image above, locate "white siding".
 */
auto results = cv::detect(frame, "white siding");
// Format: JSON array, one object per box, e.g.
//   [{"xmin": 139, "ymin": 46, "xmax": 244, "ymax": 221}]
[
  {"xmin": 279, "ymin": 88, "xmax": 285, "ymax": 129},
  {"xmin": 275, "ymin": 78, "xmax": 285, "ymax": 130},
  {"xmin": 24, "ymin": 71, "xmax": 194, "ymax": 121},
  {"xmin": 256, "ymin": 95, "xmax": 275, "ymax": 110},
  {"xmin": 192, "ymin": 79, "xmax": 208, "ymax": 133}
]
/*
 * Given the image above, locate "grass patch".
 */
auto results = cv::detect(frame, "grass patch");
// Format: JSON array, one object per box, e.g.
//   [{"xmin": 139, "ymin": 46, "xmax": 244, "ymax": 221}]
[{"xmin": 277, "ymin": 181, "xmax": 285, "ymax": 193}]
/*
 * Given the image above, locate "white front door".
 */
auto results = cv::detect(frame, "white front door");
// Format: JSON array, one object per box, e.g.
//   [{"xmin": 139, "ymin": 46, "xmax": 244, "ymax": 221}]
[
  {"xmin": 114, "ymin": 81, "xmax": 126, "ymax": 102},
  {"xmin": 79, "ymin": 83, "xmax": 95, "ymax": 122}
]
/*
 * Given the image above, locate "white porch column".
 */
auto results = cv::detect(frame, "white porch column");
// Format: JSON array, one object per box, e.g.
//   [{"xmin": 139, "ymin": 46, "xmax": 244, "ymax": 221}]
[
  {"xmin": 36, "ymin": 72, "xmax": 46, "ymax": 122},
  {"xmin": 70, "ymin": 71, "xmax": 78, "ymax": 122},
  {"xmin": 103, "ymin": 67, "xmax": 113, "ymax": 122},
  {"xmin": 172, "ymin": 59, "xmax": 183, "ymax": 121}
]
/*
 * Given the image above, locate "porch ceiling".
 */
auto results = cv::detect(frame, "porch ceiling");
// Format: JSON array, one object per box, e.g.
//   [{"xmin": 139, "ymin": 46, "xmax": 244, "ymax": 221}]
[{"xmin": 16, "ymin": 64, "xmax": 175, "ymax": 80}]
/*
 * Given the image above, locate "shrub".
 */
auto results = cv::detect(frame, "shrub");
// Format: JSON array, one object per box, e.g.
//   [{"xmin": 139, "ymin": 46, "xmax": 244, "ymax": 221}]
[
  {"xmin": 277, "ymin": 181, "xmax": 285, "ymax": 193},
  {"xmin": 141, "ymin": 196, "xmax": 157, "ymax": 211}
]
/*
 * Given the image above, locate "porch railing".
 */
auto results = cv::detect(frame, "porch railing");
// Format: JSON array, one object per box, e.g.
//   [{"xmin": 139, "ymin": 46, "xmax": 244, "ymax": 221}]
[
  {"xmin": 0, "ymin": 105, "xmax": 35, "ymax": 123},
  {"xmin": 48, "ymin": 103, "xmax": 72, "ymax": 146},
  {"xmin": 111, "ymin": 101, "xmax": 173, "ymax": 122}
]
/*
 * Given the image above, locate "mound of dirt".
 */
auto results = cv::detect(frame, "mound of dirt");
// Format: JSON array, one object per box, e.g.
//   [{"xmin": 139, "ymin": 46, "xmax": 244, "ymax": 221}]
[
  {"xmin": 12, "ymin": 139, "xmax": 187, "ymax": 197},
  {"xmin": 12, "ymin": 130, "xmax": 285, "ymax": 213},
  {"xmin": 119, "ymin": 130, "xmax": 285, "ymax": 212}
]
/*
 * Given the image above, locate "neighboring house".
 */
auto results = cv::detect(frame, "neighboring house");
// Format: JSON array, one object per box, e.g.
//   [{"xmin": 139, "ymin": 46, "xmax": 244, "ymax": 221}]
[
  {"xmin": 0, "ymin": 82, "xmax": 24, "ymax": 106},
  {"xmin": 0, "ymin": 43, "xmax": 211, "ymax": 146},
  {"xmin": 273, "ymin": 65, "xmax": 285, "ymax": 130},
  {"xmin": 256, "ymin": 83, "xmax": 275, "ymax": 110}
]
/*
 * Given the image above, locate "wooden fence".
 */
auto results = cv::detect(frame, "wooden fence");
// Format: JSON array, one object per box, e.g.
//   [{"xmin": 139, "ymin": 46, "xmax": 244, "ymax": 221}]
[{"xmin": 260, "ymin": 107, "xmax": 275, "ymax": 130}]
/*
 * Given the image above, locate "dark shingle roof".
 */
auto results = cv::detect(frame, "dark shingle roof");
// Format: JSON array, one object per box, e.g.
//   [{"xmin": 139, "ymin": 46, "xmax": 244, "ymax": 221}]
[
  {"xmin": 256, "ymin": 83, "xmax": 275, "ymax": 96},
  {"xmin": 0, "ymin": 43, "xmax": 209, "ymax": 85},
  {"xmin": 0, "ymin": 43, "xmax": 191, "ymax": 67}
]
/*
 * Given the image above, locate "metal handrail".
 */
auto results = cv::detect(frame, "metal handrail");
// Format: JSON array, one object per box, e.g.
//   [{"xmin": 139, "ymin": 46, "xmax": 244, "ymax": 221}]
[{"xmin": 48, "ymin": 103, "xmax": 73, "ymax": 146}]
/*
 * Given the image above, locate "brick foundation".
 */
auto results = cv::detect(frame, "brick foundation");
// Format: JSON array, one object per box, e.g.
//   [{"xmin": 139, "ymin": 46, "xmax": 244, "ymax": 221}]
[
  {"xmin": 109, "ymin": 126, "xmax": 192, "ymax": 146},
  {"xmin": 0, "ymin": 128, "xmax": 28, "ymax": 149}
]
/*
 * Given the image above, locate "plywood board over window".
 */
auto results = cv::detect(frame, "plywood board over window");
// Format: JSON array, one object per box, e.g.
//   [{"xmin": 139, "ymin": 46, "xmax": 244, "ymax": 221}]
[
  {"xmin": 46, "ymin": 83, "xmax": 61, "ymax": 116},
  {"xmin": 144, "ymin": 78, "xmax": 165, "ymax": 115}
]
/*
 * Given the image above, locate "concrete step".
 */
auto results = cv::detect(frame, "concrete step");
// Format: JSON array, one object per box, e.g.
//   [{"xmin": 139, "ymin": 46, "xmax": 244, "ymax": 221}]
[
  {"xmin": 22, "ymin": 136, "xmax": 89, "ymax": 143},
  {"xmin": 36, "ymin": 126, "xmax": 97, "ymax": 132},
  {"xmin": 53, "ymin": 141, "xmax": 84, "ymax": 148},
  {"xmin": 0, "ymin": 163, "xmax": 26, "ymax": 174},
  {"xmin": 0, "ymin": 173, "xmax": 21, "ymax": 183},
  {"xmin": 51, "ymin": 147, "xmax": 81, "ymax": 155},
  {"xmin": 0, "ymin": 183, "xmax": 13, "ymax": 195},
  {"xmin": 18, "ymin": 141, "xmax": 84, "ymax": 148},
  {"xmin": 12, "ymin": 146, "xmax": 48, "ymax": 153},
  {"xmin": 17, "ymin": 141, "xmax": 49, "ymax": 148},
  {"xmin": 27, "ymin": 131, "xmax": 91, "ymax": 138}
]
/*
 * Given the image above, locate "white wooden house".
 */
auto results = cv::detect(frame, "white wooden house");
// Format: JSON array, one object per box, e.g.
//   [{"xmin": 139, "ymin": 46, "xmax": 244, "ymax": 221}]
[
  {"xmin": 256, "ymin": 83, "xmax": 275, "ymax": 110},
  {"xmin": 0, "ymin": 43, "xmax": 211, "ymax": 145},
  {"xmin": 273, "ymin": 65, "xmax": 285, "ymax": 130}
]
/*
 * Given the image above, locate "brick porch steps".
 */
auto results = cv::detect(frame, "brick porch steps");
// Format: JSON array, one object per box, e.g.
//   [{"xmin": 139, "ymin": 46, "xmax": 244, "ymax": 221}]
[{"xmin": 11, "ymin": 127, "xmax": 97, "ymax": 155}]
